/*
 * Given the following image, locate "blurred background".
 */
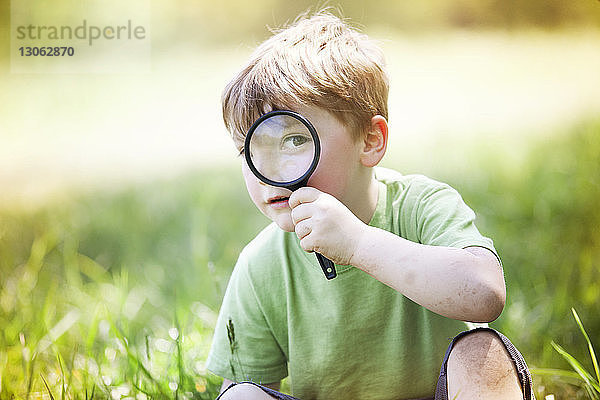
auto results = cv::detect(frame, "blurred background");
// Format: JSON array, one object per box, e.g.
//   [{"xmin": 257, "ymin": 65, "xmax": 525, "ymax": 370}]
[{"xmin": 1, "ymin": 1, "xmax": 599, "ymax": 398}]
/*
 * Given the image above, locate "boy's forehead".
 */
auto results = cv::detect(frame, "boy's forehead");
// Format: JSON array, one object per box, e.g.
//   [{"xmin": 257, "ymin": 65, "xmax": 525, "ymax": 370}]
[
  {"xmin": 289, "ymin": 104, "xmax": 349, "ymax": 132},
  {"xmin": 257, "ymin": 104, "xmax": 334, "ymax": 132},
  {"xmin": 235, "ymin": 101, "xmax": 301, "ymax": 137}
]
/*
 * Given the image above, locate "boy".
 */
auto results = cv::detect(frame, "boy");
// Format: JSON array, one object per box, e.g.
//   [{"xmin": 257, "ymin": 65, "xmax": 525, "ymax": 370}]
[{"xmin": 207, "ymin": 12, "xmax": 533, "ymax": 400}]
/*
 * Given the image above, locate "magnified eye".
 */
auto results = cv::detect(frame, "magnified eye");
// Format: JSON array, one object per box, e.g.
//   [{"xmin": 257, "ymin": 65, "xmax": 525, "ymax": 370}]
[{"xmin": 281, "ymin": 134, "xmax": 310, "ymax": 151}]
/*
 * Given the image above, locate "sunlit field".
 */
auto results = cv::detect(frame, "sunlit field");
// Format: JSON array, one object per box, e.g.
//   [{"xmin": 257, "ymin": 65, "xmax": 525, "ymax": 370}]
[
  {"xmin": 1, "ymin": 28, "xmax": 600, "ymax": 399},
  {"xmin": 3, "ymin": 30, "xmax": 600, "ymax": 206}
]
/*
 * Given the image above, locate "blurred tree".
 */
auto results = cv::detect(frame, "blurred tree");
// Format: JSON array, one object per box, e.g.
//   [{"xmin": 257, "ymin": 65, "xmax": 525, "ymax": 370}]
[{"xmin": 143, "ymin": 0, "xmax": 600, "ymax": 48}]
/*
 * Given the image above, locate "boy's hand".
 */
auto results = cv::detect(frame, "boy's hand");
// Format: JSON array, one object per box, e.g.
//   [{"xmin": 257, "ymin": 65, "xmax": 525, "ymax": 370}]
[{"xmin": 288, "ymin": 187, "xmax": 367, "ymax": 266}]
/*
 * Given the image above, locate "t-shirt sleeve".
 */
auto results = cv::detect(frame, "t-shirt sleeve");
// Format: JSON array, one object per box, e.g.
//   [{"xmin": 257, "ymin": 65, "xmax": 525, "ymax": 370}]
[
  {"xmin": 206, "ymin": 251, "xmax": 288, "ymax": 383},
  {"xmin": 414, "ymin": 181, "xmax": 500, "ymax": 261}
]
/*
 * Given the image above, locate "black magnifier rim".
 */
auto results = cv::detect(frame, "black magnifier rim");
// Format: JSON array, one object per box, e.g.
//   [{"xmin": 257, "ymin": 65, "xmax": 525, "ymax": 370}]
[{"xmin": 244, "ymin": 110, "xmax": 321, "ymax": 191}]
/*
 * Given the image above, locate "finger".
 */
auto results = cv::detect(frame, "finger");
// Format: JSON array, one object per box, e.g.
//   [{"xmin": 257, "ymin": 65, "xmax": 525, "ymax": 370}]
[
  {"xmin": 288, "ymin": 187, "xmax": 320, "ymax": 209},
  {"xmin": 299, "ymin": 235, "xmax": 315, "ymax": 253},
  {"xmin": 294, "ymin": 219, "xmax": 312, "ymax": 240},
  {"xmin": 290, "ymin": 203, "xmax": 313, "ymax": 225}
]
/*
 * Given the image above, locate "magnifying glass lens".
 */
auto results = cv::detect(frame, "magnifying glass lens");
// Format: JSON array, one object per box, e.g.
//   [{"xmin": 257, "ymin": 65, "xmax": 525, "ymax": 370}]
[{"xmin": 249, "ymin": 115, "xmax": 316, "ymax": 184}]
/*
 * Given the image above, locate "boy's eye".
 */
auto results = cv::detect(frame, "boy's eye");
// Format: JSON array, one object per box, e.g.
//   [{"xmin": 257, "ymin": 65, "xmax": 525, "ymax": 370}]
[
  {"xmin": 281, "ymin": 134, "xmax": 310, "ymax": 151},
  {"xmin": 237, "ymin": 147, "xmax": 244, "ymax": 157}
]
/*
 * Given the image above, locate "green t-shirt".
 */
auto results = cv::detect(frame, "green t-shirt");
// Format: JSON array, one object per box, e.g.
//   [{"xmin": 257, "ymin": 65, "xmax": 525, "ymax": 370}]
[{"xmin": 206, "ymin": 168, "xmax": 498, "ymax": 400}]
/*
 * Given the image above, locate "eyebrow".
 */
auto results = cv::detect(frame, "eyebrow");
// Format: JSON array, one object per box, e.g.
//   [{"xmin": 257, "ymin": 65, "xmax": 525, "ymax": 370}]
[{"xmin": 266, "ymin": 118, "xmax": 305, "ymax": 131}]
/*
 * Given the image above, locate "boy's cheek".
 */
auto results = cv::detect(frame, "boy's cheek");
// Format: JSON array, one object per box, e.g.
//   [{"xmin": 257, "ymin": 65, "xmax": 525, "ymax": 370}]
[
  {"xmin": 307, "ymin": 172, "xmax": 346, "ymax": 201},
  {"xmin": 241, "ymin": 162, "xmax": 303, "ymax": 233},
  {"xmin": 242, "ymin": 164, "xmax": 262, "ymax": 202}
]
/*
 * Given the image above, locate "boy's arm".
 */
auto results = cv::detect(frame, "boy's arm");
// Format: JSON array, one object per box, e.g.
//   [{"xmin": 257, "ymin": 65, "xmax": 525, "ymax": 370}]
[
  {"xmin": 349, "ymin": 228, "xmax": 505, "ymax": 322},
  {"xmin": 289, "ymin": 188, "xmax": 505, "ymax": 323}
]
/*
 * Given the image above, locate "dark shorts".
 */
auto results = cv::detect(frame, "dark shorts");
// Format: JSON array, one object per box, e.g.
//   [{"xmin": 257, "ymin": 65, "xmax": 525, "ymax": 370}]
[
  {"xmin": 217, "ymin": 327, "xmax": 533, "ymax": 400},
  {"xmin": 216, "ymin": 381, "xmax": 300, "ymax": 400}
]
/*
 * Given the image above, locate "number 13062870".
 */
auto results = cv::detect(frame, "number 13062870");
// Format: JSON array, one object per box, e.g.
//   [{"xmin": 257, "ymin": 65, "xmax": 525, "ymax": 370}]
[{"xmin": 19, "ymin": 46, "xmax": 75, "ymax": 56}]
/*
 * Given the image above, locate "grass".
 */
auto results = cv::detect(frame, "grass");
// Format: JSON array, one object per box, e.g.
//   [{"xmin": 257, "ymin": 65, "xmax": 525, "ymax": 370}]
[
  {"xmin": 439, "ymin": 120, "xmax": 600, "ymax": 399},
  {"xmin": 1, "ymin": 119, "xmax": 599, "ymax": 399},
  {"xmin": 533, "ymin": 309, "xmax": 600, "ymax": 399},
  {"xmin": 0, "ymin": 169, "xmax": 264, "ymax": 399}
]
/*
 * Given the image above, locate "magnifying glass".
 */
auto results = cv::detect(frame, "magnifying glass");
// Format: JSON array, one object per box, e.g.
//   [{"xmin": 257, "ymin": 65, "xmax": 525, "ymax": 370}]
[{"xmin": 244, "ymin": 110, "xmax": 337, "ymax": 280}]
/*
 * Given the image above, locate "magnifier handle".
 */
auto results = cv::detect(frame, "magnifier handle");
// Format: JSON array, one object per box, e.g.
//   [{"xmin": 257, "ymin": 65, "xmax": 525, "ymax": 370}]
[{"xmin": 316, "ymin": 253, "xmax": 337, "ymax": 280}]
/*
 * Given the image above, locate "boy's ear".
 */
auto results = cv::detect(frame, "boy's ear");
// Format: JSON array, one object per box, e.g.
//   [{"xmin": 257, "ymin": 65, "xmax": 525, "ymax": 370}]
[{"xmin": 360, "ymin": 115, "xmax": 388, "ymax": 167}]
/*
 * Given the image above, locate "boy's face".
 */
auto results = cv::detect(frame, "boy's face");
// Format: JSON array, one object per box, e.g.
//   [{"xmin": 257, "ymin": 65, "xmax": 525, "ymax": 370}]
[{"xmin": 240, "ymin": 105, "xmax": 366, "ymax": 232}]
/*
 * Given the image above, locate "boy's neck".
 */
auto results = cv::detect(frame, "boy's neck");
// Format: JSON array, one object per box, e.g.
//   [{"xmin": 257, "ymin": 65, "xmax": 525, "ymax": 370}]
[{"xmin": 345, "ymin": 168, "xmax": 380, "ymax": 226}]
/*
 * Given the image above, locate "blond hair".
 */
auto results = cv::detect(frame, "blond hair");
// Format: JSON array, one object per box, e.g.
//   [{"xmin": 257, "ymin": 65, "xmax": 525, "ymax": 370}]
[{"xmin": 222, "ymin": 11, "xmax": 389, "ymax": 144}]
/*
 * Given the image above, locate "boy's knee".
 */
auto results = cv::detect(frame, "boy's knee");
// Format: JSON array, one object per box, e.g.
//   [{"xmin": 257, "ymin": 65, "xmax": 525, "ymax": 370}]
[
  {"xmin": 219, "ymin": 383, "xmax": 276, "ymax": 400},
  {"xmin": 449, "ymin": 330, "xmax": 509, "ymax": 369},
  {"xmin": 447, "ymin": 330, "xmax": 523, "ymax": 399}
]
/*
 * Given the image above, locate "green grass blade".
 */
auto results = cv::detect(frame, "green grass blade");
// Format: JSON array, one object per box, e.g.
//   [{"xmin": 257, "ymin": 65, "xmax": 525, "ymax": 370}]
[
  {"xmin": 585, "ymin": 384, "xmax": 599, "ymax": 400},
  {"xmin": 131, "ymin": 377, "xmax": 154, "ymax": 397},
  {"xmin": 174, "ymin": 313, "xmax": 185, "ymax": 395},
  {"xmin": 145, "ymin": 335, "xmax": 151, "ymax": 362},
  {"xmin": 572, "ymin": 308, "xmax": 600, "ymax": 385},
  {"xmin": 56, "ymin": 352, "xmax": 66, "ymax": 400},
  {"xmin": 105, "ymin": 314, "xmax": 168, "ymax": 397},
  {"xmin": 86, "ymin": 305, "xmax": 102, "ymax": 353},
  {"xmin": 552, "ymin": 341, "xmax": 600, "ymax": 393},
  {"xmin": 0, "ymin": 352, "xmax": 4, "ymax": 395},
  {"xmin": 40, "ymin": 373, "xmax": 56, "ymax": 400},
  {"xmin": 531, "ymin": 367, "xmax": 584, "ymax": 381},
  {"xmin": 26, "ymin": 352, "xmax": 37, "ymax": 400}
]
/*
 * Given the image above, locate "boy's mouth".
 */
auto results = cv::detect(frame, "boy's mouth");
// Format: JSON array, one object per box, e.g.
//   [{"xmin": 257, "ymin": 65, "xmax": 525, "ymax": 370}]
[{"xmin": 267, "ymin": 196, "xmax": 290, "ymax": 207}]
